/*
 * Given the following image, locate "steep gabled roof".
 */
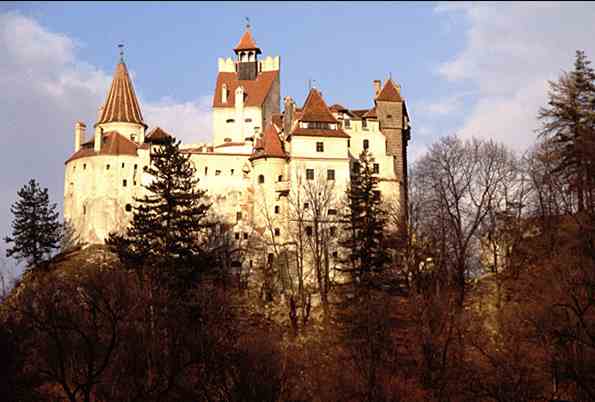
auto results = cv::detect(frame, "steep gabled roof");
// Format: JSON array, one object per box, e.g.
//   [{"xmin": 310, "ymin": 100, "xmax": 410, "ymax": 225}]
[
  {"xmin": 300, "ymin": 89, "xmax": 337, "ymax": 123},
  {"xmin": 65, "ymin": 131, "xmax": 139, "ymax": 163},
  {"xmin": 212, "ymin": 71, "xmax": 278, "ymax": 108},
  {"xmin": 96, "ymin": 62, "xmax": 147, "ymax": 128},
  {"xmin": 234, "ymin": 29, "xmax": 261, "ymax": 53},
  {"xmin": 145, "ymin": 127, "xmax": 172, "ymax": 144},
  {"xmin": 250, "ymin": 123, "xmax": 287, "ymax": 160},
  {"xmin": 375, "ymin": 79, "xmax": 402, "ymax": 102}
]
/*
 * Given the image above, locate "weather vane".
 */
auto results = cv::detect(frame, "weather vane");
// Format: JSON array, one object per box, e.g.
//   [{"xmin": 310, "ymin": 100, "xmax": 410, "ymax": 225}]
[
  {"xmin": 118, "ymin": 44, "xmax": 124, "ymax": 62},
  {"xmin": 245, "ymin": 17, "xmax": 251, "ymax": 30}
]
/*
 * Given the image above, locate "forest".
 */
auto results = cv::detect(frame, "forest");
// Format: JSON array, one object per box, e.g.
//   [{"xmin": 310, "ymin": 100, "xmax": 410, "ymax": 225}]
[{"xmin": 1, "ymin": 51, "xmax": 594, "ymax": 402}]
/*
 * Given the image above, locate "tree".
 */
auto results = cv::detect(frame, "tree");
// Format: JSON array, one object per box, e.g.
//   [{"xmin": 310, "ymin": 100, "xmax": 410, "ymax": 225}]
[
  {"xmin": 340, "ymin": 149, "xmax": 389, "ymax": 288},
  {"xmin": 107, "ymin": 136, "xmax": 211, "ymax": 290},
  {"xmin": 538, "ymin": 50, "xmax": 595, "ymax": 213},
  {"xmin": 5, "ymin": 179, "xmax": 61, "ymax": 271}
]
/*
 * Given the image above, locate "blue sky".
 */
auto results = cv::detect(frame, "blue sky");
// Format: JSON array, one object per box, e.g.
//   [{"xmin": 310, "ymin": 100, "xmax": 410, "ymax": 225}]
[{"xmin": 1, "ymin": 2, "xmax": 595, "ymax": 276}]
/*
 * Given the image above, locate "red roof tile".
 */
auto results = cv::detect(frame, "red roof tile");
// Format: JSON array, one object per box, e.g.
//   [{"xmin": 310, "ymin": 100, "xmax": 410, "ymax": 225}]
[
  {"xmin": 96, "ymin": 62, "xmax": 147, "ymax": 128},
  {"xmin": 234, "ymin": 29, "xmax": 261, "ymax": 53},
  {"xmin": 300, "ymin": 89, "xmax": 337, "ymax": 123},
  {"xmin": 375, "ymin": 79, "xmax": 402, "ymax": 102},
  {"xmin": 363, "ymin": 107, "xmax": 377, "ymax": 118},
  {"xmin": 65, "ymin": 131, "xmax": 139, "ymax": 163},
  {"xmin": 289, "ymin": 127, "xmax": 350, "ymax": 139},
  {"xmin": 250, "ymin": 123, "xmax": 287, "ymax": 160},
  {"xmin": 212, "ymin": 70, "xmax": 278, "ymax": 108},
  {"xmin": 145, "ymin": 127, "xmax": 172, "ymax": 143}
]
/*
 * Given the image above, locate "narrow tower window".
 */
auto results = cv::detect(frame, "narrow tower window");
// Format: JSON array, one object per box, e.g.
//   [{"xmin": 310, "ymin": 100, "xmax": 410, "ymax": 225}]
[
  {"xmin": 363, "ymin": 139, "xmax": 369, "ymax": 150},
  {"xmin": 258, "ymin": 174, "xmax": 265, "ymax": 184}
]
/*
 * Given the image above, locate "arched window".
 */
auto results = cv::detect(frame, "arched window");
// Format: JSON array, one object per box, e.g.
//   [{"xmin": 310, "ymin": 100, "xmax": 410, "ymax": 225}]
[{"xmin": 258, "ymin": 174, "xmax": 265, "ymax": 184}]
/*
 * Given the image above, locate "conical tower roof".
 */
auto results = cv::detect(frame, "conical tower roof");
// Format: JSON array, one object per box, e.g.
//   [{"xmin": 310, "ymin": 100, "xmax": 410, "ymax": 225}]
[
  {"xmin": 95, "ymin": 61, "xmax": 147, "ymax": 128},
  {"xmin": 375, "ymin": 79, "xmax": 402, "ymax": 102},
  {"xmin": 234, "ymin": 29, "xmax": 261, "ymax": 54}
]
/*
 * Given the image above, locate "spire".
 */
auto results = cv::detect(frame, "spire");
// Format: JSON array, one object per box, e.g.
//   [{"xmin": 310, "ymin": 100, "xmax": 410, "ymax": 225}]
[
  {"xmin": 375, "ymin": 78, "xmax": 402, "ymax": 102},
  {"xmin": 234, "ymin": 24, "xmax": 261, "ymax": 54},
  {"xmin": 95, "ymin": 51, "xmax": 147, "ymax": 128},
  {"xmin": 300, "ymin": 88, "xmax": 337, "ymax": 123}
]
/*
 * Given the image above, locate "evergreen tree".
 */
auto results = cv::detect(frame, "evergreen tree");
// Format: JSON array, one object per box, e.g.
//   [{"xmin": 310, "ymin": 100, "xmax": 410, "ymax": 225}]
[
  {"xmin": 341, "ymin": 150, "xmax": 389, "ymax": 288},
  {"xmin": 107, "ymin": 136, "xmax": 211, "ymax": 289},
  {"xmin": 538, "ymin": 50, "xmax": 595, "ymax": 212},
  {"xmin": 4, "ymin": 179, "xmax": 61, "ymax": 271}
]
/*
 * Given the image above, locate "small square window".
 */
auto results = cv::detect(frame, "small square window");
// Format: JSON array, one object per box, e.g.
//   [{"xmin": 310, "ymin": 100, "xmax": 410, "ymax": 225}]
[
  {"xmin": 125, "ymin": 204, "xmax": 132, "ymax": 212},
  {"xmin": 328, "ymin": 209, "xmax": 337, "ymax": 216},
  {"xmin": 306, "ymin": 169, "xmax": 314, "ymax": 180},
  {"xmin": 373, "ymin": 163, "xmax": 380, "ymax": 174},
  {"xmin": 274, "ymin": 228, "xmax": 280, "ymax": 237},
  {"xmin": 122, "ymin": 162, "xmax": 125, "ymax": 168},
  {"xmin": 236, "ymin": 212, "xmax": 242, "ymax": 222},
  {"xmin": 235, "ymin": 232, "xmax": 240, "ymax": 240},
  {"xmin": 83, "ymin": 164, "xmax": 86, "ymax": 170},
  {"xmin": 305, "ymin": 226, "xmax": 313, "ymax": 236},
  {"xmin": 275, "ymin": 205, "xmax": 280, "ymax": 214},
  {"xmin": 259, "ymin": 174, "xmax": 265, "ymax": 184},
  {"xmin": 231, "ymin": 169, "xmax": 235, "ymax": 175},
  {"xmin": 122, "ymin": 179, "xmax": 127, "ymax": 187},
  {"xmin": 278, "ymin": 175, "xmax": 283, "ymax": 182},
  {"xmin": 106, "ymin": 164, "xmax": 110, "ymax": 170},
  {"xmin": 204, "ymin": 167, "xmax": 208, "ymax": 175},
  {"xmin": 243, "ymin": 232, "xmax": 248, "ymax": 240},
  {"xmin": 215, "ymin": 170, "xmax": 221, "ymax": 176},
  {"xmin": 332, "ymin": 251, "xmax": 338, "ymax": 258},
  {"xmin": 327, "ymin": 169, "xmax": 335, "ymax": 181},
  {"xmin": 316, "ymin": 142, "xmax": 324, "ymax": 152},
  {"xmin": 304, "ymin": 202, "xmax": 309, "ymax": 209},
  {"xmin": 363, "ymin": 139, "xmax": 369, "ymax": 149}
]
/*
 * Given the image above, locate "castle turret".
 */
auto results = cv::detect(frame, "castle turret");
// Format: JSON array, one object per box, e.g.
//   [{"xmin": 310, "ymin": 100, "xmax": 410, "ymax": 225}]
[
  {"xmin": 95, "ymin": 52, "xmax": 147, "ymax": 143},
  {"xmin": 234, "ymin": 26, "xmax": 261, "ymax": 81},
  {"xmin": 74, "ymin": 121, "xmax": 86, "ymax": 152}
]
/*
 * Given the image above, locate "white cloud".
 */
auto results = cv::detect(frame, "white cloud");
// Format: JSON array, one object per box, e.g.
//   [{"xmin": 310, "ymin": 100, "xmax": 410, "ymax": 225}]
[
  {"xmin": 434, "ymin": 2, "xmax": 595, "ymax": 150},
  {"xmin": 418, "ymin": 91, "xmax": 473, "ymax": 116},
  {"xmin": 0, "ymin": 12, "xmax": 211, "ymax": 272}
]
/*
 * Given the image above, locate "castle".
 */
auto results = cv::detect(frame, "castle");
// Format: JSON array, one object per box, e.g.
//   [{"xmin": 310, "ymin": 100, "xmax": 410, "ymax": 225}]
[{"xmin": 63, "ymin": 27, "xmax": 411, "ymax": 251}]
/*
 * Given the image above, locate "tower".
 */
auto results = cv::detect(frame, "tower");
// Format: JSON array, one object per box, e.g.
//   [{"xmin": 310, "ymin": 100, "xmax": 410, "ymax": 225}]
[
  {"xmin": 212, "ymin": 25, "xmax": 280, "ymax": 146},
  {"xmin": 375, "ymin": 79, "xmax": 411, "ymax": 223}
]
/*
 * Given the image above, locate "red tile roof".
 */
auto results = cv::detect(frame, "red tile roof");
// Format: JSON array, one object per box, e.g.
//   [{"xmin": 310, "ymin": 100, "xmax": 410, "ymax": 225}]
[
  {"xmin": 300, "ymin": 89, "xmax": 337, "ymax": 123},
  {"xmin": 96, "ymin": 62, "xmax": 147, "ymax": 128},
  {"xmin": 212, "ymin": 70, "xmax": 278, "ymax": 108},
  {"xmin": 65, "ymin": 131, "xmax": 139, "ymax": 163},
  {"xmin": 375, "ymin": 79, "xmax": 402, "ymax": 102},
  {"xmin": 234, "ymin": 29, "xmax": 261, "ymax": 53},
  {"xmin": 145, "ymin": 127, "xmax": 172, "ymax": 143},
  {"xmin": 271, "ymin": 113, "xmax": 283, "ymax": 129},
  {"xmin": 363, "ymin": 107, "xmax": 377, "ymax": 119},
  {"xmin": 329, "ymin": 104, "xmax": 347, "ymax": 112},
  {"xmin": 289, "ymin": 127, "xmax": 350, "ymax": 139},
  {"xmin": 250, "ymin": 123, "xmax": 287, "ymax": 160}
]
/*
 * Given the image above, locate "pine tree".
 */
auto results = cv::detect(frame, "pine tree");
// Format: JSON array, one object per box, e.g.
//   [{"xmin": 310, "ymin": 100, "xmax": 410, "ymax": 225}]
[
  {"xmin": 538, "ymin": 50, "xmax": 595, "ymax": 213},
  {"xmin": 4, "ymin": 179, "xmax": 61, "ymax": 271},
  {"xmin": 107, "ymin": 136, "xmax": 211, "ymax": 289},
  {"xmin": 341, "ymin": 149, "xmax": 389, "ymax": 288}
]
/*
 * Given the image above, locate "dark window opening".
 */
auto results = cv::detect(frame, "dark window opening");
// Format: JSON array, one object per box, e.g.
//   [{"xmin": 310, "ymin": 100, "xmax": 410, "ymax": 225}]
[
  {"xmin": 235, "ymin": 232, "xmax": 240, "ymax": 240},
  {"xmin": 231, "ymin": 169, "xmax": 235, "ymax": 175},
  {"xmin": 236, "ymin": 212, "xmax": 242, "ymax": 222},
  {"xmin": 332, "ymin": 251, "xmax": 338, "ymax": 258},
  {"xmin": 275, "ymin": 205, "xmax": 280, "ymax": 214},
  {"xmin": 122, "ymin": 162, "xmax": 125, "ymax": 168},
  {"xmin": 373, "ymin": 163, "xmax": 380, "ymax": 174},
  {"xmin": 363, "ymin": 139, "xmax": 369, "ymax": 149},
  {"xmin": 306, "ymin": 169, "xmax": 314, "ymax": 180},
  {"xmin": 267, "ymin": 253, "xmax": 274, "ymax": 265},
  {"xmin": 215, "ymin": 170, "xmax": 221, "ymax": 176},
  {"xmin": 106, "ymin": 164, "xmax": 110, "ymax": 170},
  {"xmin": 278, "ymin": 175, "xmax": 283, "ymax": 182},
  {"xmin": 125, "ymin": 204, "xmax": 132, "ymax": 212},
  {"xmin": 258, "ymin": 174, "xmax": 265, "ymax": 184},
  {"xmin": 123, "ymin": 179, "xmax": 127, "ymax": 187},
  {"xmin": 330, "ymin": 226, "xmax": 337, "ymax": 236},
  {"xmin": 83, "ymin": 164, "xmax": 86, "ymax": 170},
  {"xmin": 204, "ymin": 167, "xmax": 208, "ymax": 176},
  {"xmin": 362, "ymin": 119, "xmax": 368, "ymax": 129},
  {"xmin": 304, "ymin": 202, "xmax": 309, "ymax": 209},
  {"xmin": 328, "ymin": 209, "xmax": 337, "ymax": 216},
  {"xmin": 226, "ymin": 119, "xmax": 235, "ymax": 123},
  {"xmin": 316, "ymin": 142, "xmax": 324, "ymax": 152},
  {"xmin": 306, "ymin": 226, "xmax": 313, "ymax": 236},
  {"xmin": 244, "ymin": 232, "xmax": 248, "ymax": 240},
  {"xmin": 327, "ymin": 169, "xmax": 335, "ymax": 181},
  {"xmin": 245, "ymin": 118, "xmax": 252, "ymax": 123},
  {"xmin": 274, "ymin": 228, "xmax": 280, "ymax": 237}
]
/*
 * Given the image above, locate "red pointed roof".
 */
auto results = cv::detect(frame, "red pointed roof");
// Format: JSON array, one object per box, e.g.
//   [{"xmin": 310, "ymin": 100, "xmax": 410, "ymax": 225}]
[
  {"xmin": 234, "ymin": 29, "xmax": 261, "ymax": 53},
  {"xmin": 300, "ymin": 89, "xmax": 337, "ymax": 123},
  {"xmin": 250, "ymin": 123, "xmax": 287, "ymax": 160},
  {"xmin": 96, "ymin": 62, "xmax": 147, "ymax": 128},
  {"xmin": 145, "ymin": 127, "xmax": 172, "ymax": 144},
  {"xmin": 375, "ymin": 79, "xmax": 402, "ymax": 102}
]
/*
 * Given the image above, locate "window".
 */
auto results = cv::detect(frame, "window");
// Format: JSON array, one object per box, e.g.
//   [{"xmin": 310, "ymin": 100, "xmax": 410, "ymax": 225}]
[
  {"xmin": 306, "ymin": 169, "xmax": 314, "ymax": 180},
  {"xmin": 363, "ymin": 139, "xmax": 369, "ymax": 149},
  {"xmin": 332, "ymin": 251, "xmax": 338, "ymax": 258},
  {"xmin": 258, "ymin": 174, "xmax": 265, "ymax": 184},
  {"xmin": 373, "ymin": 163, "xmax": 380, "ymax": 174},
  {"xmin": 327, "ymin": 169, "xmax": 335, "ymax": 181},
  {"xmin": 122, "ymin": 162, "xmax": 125, "ymax": 168},
  {"xmin": 133, "ymin": 180, "xmax": 137, "ymax": 186},
  {"xmin": 226, "ymin": 118, "xmax": 235, "ymax": 123},
  {"xmin": 278, "ymin": 175, "xmax": 283, "ymax": 182},
  {"xmin": 362, "ymin": 119, "xmax": 368, "ymax": 129},
  {"xmin": 267, "ymin": 253, "xmax": 274, "ymax": 265},
  {"xmin": 348, "ymin": 139, "xmax": 350, "ymax": 148},
  {"xmin": 306, "ymin": 226, "xmax": 313, "ymax": 236},
  {"xmin": 83, "ymin": 205, "xmax": 86, "ymax": 215},
  {"xmin": 235, "ymin": 232, "xmax": 240, "ymax": 240},
  {"xmin": 134, "ymin": 164, "xmax": 137, "ymax": 170},
  {"xmin": 243, "ymin": 232, "xmax": 248, "ymax": 240},
  {"xmin": 274, "ymin": 228, "xmax": 280, "ymax": 237},
  {"xmin": 344, "ymin": 119, "xmax": 351, "ymax": 128},
  {"xmin": 125, "ymin": 204, "xmax": 132, "ymax": 212},
  {"xmin": 328, "ymin": 209, "xmax": 337, "ymax": 216},
  {"xmin": 123, "ymin": 179, "xmax": 127, "ymax": 187},
  {"xmin": 316, "ymin": 142, "xmax": 324, "ymax": 152},
  {"xmin": 245, "ymin": 118, "xmax": 252, "ymax": 123},
  {"xmin": 308, "ymin": 122, "xmax": 330, "ymax": 129},
  {"xmin": 231, "ymin": 169, "xmax": 235, "ymax": 175},
  {"xmin": 83, "ymin": 164, "xmax": 86, "ymax": 170},
  {"xmin": 387, "ymin": 114, "xmax": 393, "ymax": 119},
  {"xmin": 236, "ymin": 212, "xmax": 242, "ymax": 222},
  {"xmin": 106, "ymin": 164, "xmax": 110, "ymax": 170},
  {"xmin": 275, "ymin": 205, "xmax": 280, "ymax": 214},
  {"xmin": 215, "ymin": 170, "xmax": 221, "ymax": 176},
  {"xmin": 330, "ymin": 226, "xmax": 337, "ymax": 236},
  {"xmin": 304, "ymin": 202, "xmax": 309, "ymax": 209},
  {"xmin": 352, "ymin": 162, "xmax": 360, "ymax": 174},
  {"xmin": 204, "ymin": 167, "xmax": 208, "ymax": 176},
  {"xmin": 373, "ymin": 190, "xmax": 381, "ymax": 201}
]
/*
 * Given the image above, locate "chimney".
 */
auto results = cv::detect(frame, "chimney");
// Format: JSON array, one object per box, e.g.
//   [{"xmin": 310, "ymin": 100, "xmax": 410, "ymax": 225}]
[
  {"xmin": 373, "ymin": 80, "xmax": 382, "ymax": 97},
  {"xmin": 74, "ymin": 121, "xmax": 86, "ymax": 152},
  {"xmin": 94, "ymin": 126, "xmax": 103, "ymax": 153},
  {"xmin": 283, "ymin": 96, "xmax": 295, "ymax": 138}
]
